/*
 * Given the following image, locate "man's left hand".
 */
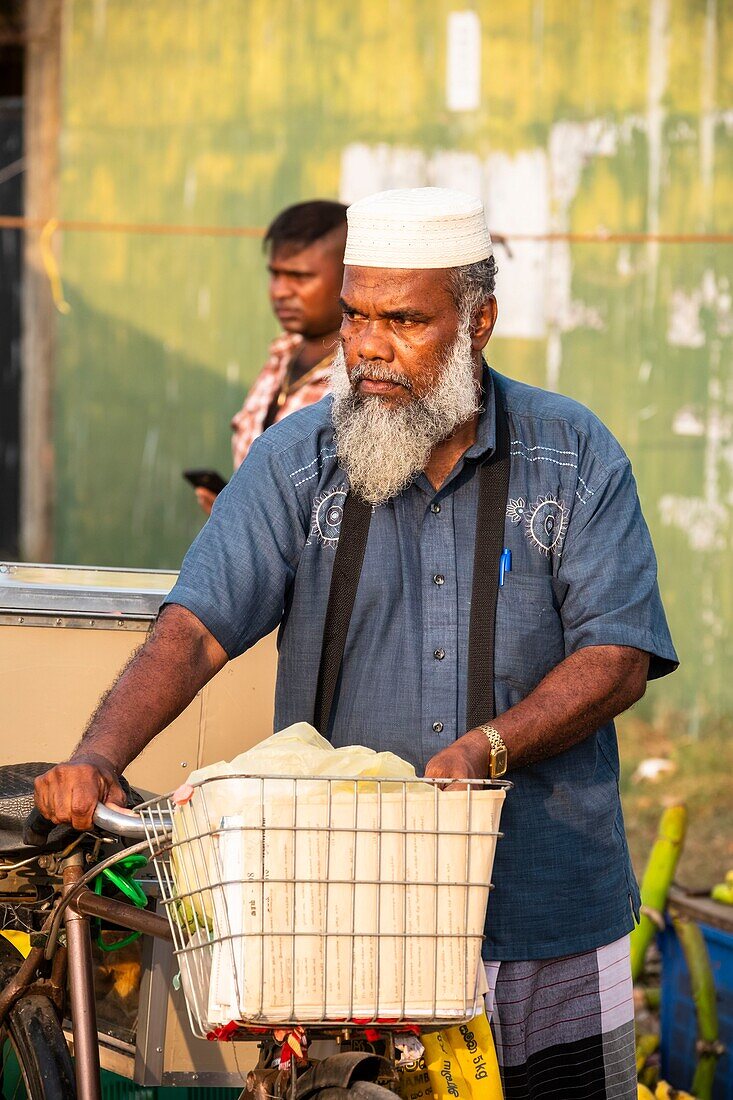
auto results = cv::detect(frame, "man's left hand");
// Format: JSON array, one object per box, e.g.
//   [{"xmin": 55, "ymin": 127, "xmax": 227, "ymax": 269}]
[{"xmin": 424, "ymin": 729, "xmax": 491, "ymax": 788}]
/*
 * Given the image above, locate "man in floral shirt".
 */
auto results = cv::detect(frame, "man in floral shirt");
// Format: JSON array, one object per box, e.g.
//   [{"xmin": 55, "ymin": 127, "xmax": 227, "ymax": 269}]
[{"xmin": 196, "ymin": 200, "xmax": 347, "ymax": 514}]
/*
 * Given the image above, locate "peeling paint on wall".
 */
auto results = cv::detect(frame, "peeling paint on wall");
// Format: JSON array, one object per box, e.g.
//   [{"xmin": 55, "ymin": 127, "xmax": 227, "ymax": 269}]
[{"xmin": 56, "ymin": 0, "xmax": 733, "ymax": 723}]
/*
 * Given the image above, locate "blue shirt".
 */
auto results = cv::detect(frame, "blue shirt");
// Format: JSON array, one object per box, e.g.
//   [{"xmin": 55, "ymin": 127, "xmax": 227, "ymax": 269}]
[{"xmin": 166, "ymin": 368, "xmax": 678, "ymax": 961}]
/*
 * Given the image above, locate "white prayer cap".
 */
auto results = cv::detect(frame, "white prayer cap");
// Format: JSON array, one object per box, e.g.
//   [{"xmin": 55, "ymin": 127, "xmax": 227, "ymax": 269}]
[{"xmin": 344, "ymin": 187, "xmax": 492, "ymax": 270}]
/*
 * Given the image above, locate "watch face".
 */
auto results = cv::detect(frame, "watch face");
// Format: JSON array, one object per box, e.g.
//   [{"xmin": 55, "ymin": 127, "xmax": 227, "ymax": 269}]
[{"xmin": 491, "ymin": 746, "xmax": 508, "ymax": 778}]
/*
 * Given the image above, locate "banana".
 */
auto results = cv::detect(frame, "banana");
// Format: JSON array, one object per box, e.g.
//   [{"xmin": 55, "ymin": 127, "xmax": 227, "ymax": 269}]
[
  {"xmin": 638, "ymin": 1085, "xmax": 655, "ymax": 1100},
  {"xmin": 655, "ymin": 1081, "xmax": 696, "ymax": 1099},
  {"xmin": 636, "ymin": 1032, "xmax": 659, "ymax": 1072},
  {"xmin": 711, "ymin": 882, "xmax": 733, "ymax": 906}
]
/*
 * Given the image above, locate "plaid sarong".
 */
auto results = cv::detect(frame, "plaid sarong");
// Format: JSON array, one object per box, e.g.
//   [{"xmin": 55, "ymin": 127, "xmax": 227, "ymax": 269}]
[{"xmin": 484, "ymin": 935, "xmax": 636, "ymax": 1099}]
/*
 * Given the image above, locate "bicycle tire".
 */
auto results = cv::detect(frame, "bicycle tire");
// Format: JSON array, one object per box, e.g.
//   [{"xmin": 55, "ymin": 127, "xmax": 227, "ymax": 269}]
[
  {"xmin": 1, "ymin": 996, "xmax": 77, "ymax": 1100},
  {"xmin": 0, "ymin": 936, "xmax": 76, "ymax": 1100},
  {"xmin": 313, "ymin": 1087, "xmax": 396, "ymax": 1100},
  {"xmin": 347, "ymin": 1083, "xmax": 397, "ymax": 1100}
]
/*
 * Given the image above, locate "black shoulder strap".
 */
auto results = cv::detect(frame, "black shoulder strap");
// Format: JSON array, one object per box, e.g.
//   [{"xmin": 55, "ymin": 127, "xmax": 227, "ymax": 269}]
[
  {"xmin": 313, "ymin": 491, "xmax": 372, "ymax": 734},
  {"xmin": 465, "ymin": 385, "xmax": 511, "ymax": 729},
  {"xmin": 314, "ymin": 378, "xmax": 511, "ymax": 737}
]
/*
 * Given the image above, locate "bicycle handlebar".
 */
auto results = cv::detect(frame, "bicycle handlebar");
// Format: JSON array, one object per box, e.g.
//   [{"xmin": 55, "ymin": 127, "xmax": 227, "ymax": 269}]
[
  {"xmin": 91, "ymin": 804, "xmax": 147, "ymax": 839},
  {"xmin": 24, "ymin": 803, "xmax": 173, "ymax": 847},
  {"xmin": 93, "ymin": 803, "xmax": 173, "ymax": 840}
]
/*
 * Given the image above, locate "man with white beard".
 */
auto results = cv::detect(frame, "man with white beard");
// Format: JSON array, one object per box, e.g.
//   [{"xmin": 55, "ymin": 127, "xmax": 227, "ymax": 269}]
[{"xmin": 35, "ymin": 188, "xmax": 676, "ymax": 1099}]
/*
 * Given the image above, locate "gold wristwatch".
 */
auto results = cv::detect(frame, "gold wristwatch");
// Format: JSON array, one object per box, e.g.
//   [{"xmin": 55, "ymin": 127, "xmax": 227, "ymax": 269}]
[{"xmin": 479, "ymin": 724, "xmax": 508, "ymax": 779}]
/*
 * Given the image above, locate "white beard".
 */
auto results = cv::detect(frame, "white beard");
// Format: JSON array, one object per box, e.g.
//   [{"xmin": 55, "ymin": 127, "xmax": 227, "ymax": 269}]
[{"xmin": 329, "ymin": 320, "xmax": 481, "ymax": 505}]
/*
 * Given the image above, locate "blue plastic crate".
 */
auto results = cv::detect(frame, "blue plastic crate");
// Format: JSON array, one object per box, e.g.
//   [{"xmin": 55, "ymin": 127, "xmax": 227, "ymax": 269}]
[{"xmin": 659, "ymin": 916, "xmax": 733, "ymax": 1100}]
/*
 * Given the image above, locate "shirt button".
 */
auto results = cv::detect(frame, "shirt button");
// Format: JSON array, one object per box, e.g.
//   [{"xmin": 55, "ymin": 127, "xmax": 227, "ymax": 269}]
[
  {"xmin": 434, "ymin": 648, "xmax": 445, "ymax": 660},
  {"xmin": 432, "ymin": 721, "xmax": 444, "ymax": 733},
  {"xmin": 431, "ymin": 503, "xmax": 441, "ymax": 514},
  {"xmin": 433, "ymin": 574, "xmax": 445, "ymax": 586}
]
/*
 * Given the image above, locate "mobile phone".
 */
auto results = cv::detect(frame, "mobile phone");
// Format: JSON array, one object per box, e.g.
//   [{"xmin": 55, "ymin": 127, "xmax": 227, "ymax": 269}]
[{"xmin": 183, "ymin": 469, "xmax": 228, "ymax": 495}]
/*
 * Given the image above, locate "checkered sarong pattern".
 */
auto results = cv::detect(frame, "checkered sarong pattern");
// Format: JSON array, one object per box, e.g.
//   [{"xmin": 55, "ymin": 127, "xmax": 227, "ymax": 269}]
[{"xmin": 484, "ymin": 935, "xmax": 637, "ymax": 1099}]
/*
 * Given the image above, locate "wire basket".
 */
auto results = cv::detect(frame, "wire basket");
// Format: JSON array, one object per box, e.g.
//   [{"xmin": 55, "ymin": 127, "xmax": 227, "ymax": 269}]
[{"xmin": 139, "ymin": 775, "xmax": 508, "ymax": 1039}]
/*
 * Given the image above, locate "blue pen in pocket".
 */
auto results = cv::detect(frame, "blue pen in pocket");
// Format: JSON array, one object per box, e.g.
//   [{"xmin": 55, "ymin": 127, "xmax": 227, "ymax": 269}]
[{"xmin": 499, "ymin": 547, "xmax": 512, "ymax": 587}]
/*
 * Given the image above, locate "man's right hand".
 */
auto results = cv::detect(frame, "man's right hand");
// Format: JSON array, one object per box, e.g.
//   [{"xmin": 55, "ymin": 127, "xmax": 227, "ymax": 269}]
[
  {"xmin": 195, "ymin": 486, "xmax": 217, "ymax": 516},
  {"xmin": 34, "ymin": 754, "xmax": 126, "ymax": 831}
]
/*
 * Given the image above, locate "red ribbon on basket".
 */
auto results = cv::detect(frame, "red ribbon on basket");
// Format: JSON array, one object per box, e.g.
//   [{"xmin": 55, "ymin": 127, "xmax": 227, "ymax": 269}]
[
  {"xmin": 349, "ymin": 1019, "xmax": 422, "ymax": 1043},
  {"xmin": 206, "ymin": 1021, "xmax": 242, "ymax": 1042},
  {"xmin": 275, "ymin": 1027, "xmax": 308, "ymax": 1066}
]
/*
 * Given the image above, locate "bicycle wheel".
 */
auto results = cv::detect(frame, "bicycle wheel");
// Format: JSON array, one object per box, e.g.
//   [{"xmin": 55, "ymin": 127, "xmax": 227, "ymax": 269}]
[
  {"xmin": 1, "ymin": 996, "xmax": 77, "ymax": 1100},
  {"xmin": 0, "ymin": 938, "xmax": 76, "ymax": 1100}
]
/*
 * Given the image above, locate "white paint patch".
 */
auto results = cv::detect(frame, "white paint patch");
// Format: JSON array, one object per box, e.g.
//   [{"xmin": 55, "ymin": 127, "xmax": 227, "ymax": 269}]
[
  {"xmin": 616, "ymin": 246, "xmax": 633, "ymax": 279},
  {"xmin": 446, "ymin": 11, "xmax": 482, "ymax": 112},
  {"xmin": 547, "ymin": 120, "xmax": 618, "ymax": 216},
  {"xmin": 668, "ymin": 288, "xmax": 706, "ymax": 348},
  {"xmin": 427, "ymin": 151, "xmax": 485, "ymax": 196},
  {"xmin": 658, "ymin": 494, "xmax": 728, "ymax": 552},
  {"xmin": 226, "ymin": 360, "xmax": 240, "ymax": 385},
  {"xmin": 197, "ymin": 286, "xmax": 211, "ymax": 320},
  {"xmin": 639, "ymin": 360, "xmax": 653, "ymax": 384},
  {"xmin": 184, "ymin": 165, "xmax": 198, "ymax": 209},
  {"xmin": 645, "ymin": 0, "xmax": 670, "ymax": 301},
  {"xmin": 485, "ymin": 150, "xmax": 549, "ymax": 340},
  {"xmin": 659, "ymin": 334, "xmax": 733, "ymax": 555},
  {"xmin": 706, "ymin": 271, "xmax": 733, "ymax": 336},
  {"xmin": 700, "ymin": 0, "xmax": 718, "ymax": 219},
  {"xmin": 543, "ymin": 117, "xmax": 621, "ymax": 387},
  {"xmin": 546, "ymin": 331, "xmax": 562, "ymax": 392},
  {"xmin": 673, "ymin": 406, "xmax": 706, "ymax": 436},
  {"xmin": 667, "ymin": 270, "xmax": 733, "ymax": 347},
  {"xmin": 92, "ymin": 0, "xmax": 107, "ymax": 40},
  {"xmin": 339, "ymin": 144, "xmax": 428, "ymax": 203}
]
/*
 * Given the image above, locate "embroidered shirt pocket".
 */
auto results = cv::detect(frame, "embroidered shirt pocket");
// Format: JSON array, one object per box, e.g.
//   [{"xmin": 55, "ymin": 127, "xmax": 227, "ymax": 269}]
[{"xmin": 495, "ymin": 572, "xmax": 568, "ymax": 693}]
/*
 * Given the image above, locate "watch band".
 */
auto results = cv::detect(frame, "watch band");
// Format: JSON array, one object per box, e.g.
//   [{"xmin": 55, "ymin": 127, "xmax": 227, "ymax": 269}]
[{"xmin": 479, "ymin": 723, "xmax": 508, "ymax": 779}]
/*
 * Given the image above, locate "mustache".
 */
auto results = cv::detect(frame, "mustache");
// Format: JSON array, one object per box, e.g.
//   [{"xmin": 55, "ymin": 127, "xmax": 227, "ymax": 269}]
[{"xmin": 350, "ymin": 361, "xmax": 413, "ymax": 392}]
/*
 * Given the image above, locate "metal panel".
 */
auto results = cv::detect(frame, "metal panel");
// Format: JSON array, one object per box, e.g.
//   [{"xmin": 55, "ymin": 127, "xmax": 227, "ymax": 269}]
[
  {"xmin": 0, "ymin": 621, "xmax": 199, "ymax": 792},
  {"xmin": 134, "ymin": 901, "xmax": 171, "ymax": 1087},
  {"xmin": 0, "ymin": 562, "xmax": 277, "ymax": 787},
  {"xmin": 0, "ymin": 619, "xmax": 277, "ymax": 791},
  {"xmin": 160, "ymin": 977, "xmax": 259, "ymax": 1089},
  {"xmin": 0, "ymin": 562, "xmax": 176, "ymax": 617}
]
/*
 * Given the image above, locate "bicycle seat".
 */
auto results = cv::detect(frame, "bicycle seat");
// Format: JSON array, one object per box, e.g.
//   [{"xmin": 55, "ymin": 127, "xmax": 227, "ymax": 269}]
[
  {"xmin": 0, "ymin": 763, "xmax": 58, "ymax": 854},
  {"xmin": 0, "ymin": 763, "xmax": 142, "ymax": 856}
]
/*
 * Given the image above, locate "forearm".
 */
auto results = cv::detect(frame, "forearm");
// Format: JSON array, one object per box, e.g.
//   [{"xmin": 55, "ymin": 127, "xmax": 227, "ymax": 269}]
[
  {"xmin": 71, "ymin": 604, "xmax": 228, "ymax": 774},
  {"xmin": 467, "ymin": 644, "xmax": 649, "ymax": 771},
  {"xmin": 429, "ymin": 643, "xmax": 652, "ymax": 784}
]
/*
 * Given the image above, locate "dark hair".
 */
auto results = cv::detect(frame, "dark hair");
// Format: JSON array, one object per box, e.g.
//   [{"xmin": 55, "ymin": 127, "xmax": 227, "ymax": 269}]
[{"xmin": 264, "ymin": 200, "xmax": 348, "ymax": 255}]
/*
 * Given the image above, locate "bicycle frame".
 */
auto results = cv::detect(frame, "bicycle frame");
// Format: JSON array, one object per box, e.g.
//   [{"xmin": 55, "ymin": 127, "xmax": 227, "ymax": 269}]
[
  {"xmin": 0, "ymin": 847, "xmax": 172, "ymax": 1100},
  {"xmin": 62, "ymin": 850, "xmax": 172, "ymax": 1100}
]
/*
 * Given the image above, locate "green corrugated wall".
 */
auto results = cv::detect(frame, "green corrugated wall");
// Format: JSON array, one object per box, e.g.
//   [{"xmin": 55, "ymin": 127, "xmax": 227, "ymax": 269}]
[{"xmin": 55, "ymin": 0, "xmax": 732, "ymax": 723}]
